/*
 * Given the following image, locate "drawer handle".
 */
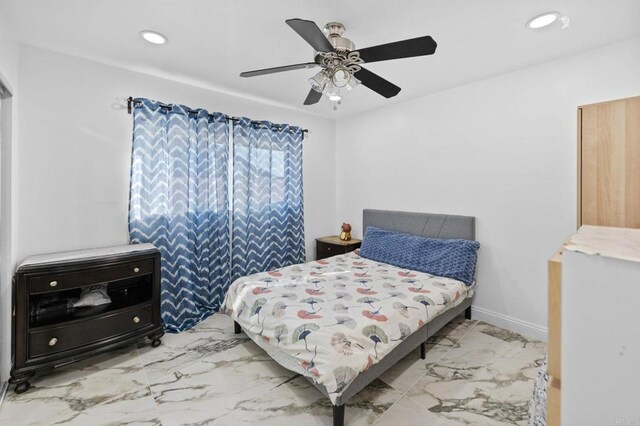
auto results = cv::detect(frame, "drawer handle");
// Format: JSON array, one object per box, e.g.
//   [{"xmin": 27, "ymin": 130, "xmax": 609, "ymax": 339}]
[
  {"xmin": 50, "ymin": 281, "xmax": 58, "ymax": 288},
  {"xmin": 49, "ymin": 337, "xmax": 58, "ymax": 346},
  {"xmin": 327, "ymin": 247, "xmax": 331, "ymax": 251},
  {"xmin": 133, "ymin": 267, "xmax": 140, "ymax": 273},
  {"xmin": 133, "ymin": 316, "xmax": 141, "ymax": 324}
]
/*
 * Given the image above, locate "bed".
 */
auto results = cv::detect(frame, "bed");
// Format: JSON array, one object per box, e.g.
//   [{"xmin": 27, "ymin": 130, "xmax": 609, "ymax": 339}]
[{"xmin": 222, "ymin": 209, "xmax": 477, "ymax": 426}]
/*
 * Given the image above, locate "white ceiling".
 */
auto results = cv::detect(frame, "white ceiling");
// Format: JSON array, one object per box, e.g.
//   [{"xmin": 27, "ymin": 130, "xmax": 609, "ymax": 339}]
[{"xmin": 5, "ymin": 0, "xmax": 640, "ymax": 118}]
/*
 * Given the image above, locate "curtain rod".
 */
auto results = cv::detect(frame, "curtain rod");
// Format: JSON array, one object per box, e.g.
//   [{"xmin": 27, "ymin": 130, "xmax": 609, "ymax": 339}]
[{"xmin": 127, "ymin": 97, "xmax": 308, "ymax": 133}]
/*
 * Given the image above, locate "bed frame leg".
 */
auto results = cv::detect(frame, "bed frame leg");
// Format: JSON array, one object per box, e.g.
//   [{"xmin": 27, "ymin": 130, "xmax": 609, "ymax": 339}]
[
  {"xmin": 234, "ymin": 321, "xmax": 241, "ymax": 334},
  {"xmin": 465, "ymin": 306, "xmax": 472, "ymax": 320},
  {"xmin": 420, "ymin": 342, "xmax": 426, "ymax": 360},
  {"xmin": 333, "ymin": 404, "xmax": 345, "ymax": 426}
]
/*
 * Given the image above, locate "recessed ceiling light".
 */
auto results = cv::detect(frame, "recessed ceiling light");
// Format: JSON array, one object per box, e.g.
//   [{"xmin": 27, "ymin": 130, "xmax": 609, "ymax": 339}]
[
  {"xmin": 526, "ymin": 12, "xmax": 560, "ymax": 29},
  {"xmin": 140, "ymin": 30, "xmax": 168, "ymax": 45}
]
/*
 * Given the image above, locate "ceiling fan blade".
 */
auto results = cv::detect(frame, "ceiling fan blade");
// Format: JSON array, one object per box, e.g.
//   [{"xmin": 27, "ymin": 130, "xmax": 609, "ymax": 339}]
[
  {"xmin": 356, "ymin": 36, "xmax": 437, "ymax": 63},
  {"xmin": 303, "ymin": 88, "xmax": 323, "ymax": 105},
  {"xmin": 240, "ymin": 62, "xmax": 317, "ymax": 78},
  {"xmin": 286, "ymin": 18, "xmax": 334, "ymax": 53},
  {"xmin": 353, "ymin": 67, "xmax": 401, "ymax": 98}
]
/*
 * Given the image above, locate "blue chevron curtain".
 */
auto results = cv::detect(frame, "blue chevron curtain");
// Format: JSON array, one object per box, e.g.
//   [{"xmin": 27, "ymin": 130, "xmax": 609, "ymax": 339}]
[
  {"xmin": 231, "ymin": 119, "xmax": 306, "ymax": 281},
  {"xmin": 129, "ymin": 99, "xmax": 305, "ymax": 332},
  {"xmin": 129, "ymin": 99, "xmax": 230, "ymax": 332}
]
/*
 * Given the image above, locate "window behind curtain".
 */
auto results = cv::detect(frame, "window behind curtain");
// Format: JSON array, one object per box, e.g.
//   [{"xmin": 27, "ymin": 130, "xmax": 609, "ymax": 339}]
[{"xmin": 231, "ymin": 119, "xmax": 305, "ymax": 281}]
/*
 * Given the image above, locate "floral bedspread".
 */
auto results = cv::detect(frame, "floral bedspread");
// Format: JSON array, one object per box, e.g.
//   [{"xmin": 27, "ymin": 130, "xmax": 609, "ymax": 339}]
[{"xmin": 221, "ymin": 251, "xmax": 472, "ymax": 404}]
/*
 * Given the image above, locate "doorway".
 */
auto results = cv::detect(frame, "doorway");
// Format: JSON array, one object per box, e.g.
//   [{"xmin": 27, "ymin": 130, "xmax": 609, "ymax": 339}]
[{"xmin": 0, "ymin": 73, "xmax": 13, "ymax": 398}]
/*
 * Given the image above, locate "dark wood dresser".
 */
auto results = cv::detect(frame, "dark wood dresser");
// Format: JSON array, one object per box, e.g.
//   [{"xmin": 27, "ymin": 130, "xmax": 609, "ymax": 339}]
[
  {"xmin": 10, "ymin": 244, "xmax": 164, "ymax": 393},
  {"xmin": 315, "ymin": 236, "xmax": 362, "ymax": 260}
]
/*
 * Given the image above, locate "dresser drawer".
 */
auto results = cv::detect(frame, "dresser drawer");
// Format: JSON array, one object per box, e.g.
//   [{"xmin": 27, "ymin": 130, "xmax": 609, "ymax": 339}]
[
  {"xmin": 29, "ymin": 259, "xmax": 154, "ymax": 294},
  {"xmin": 29, "ymin": 304, "xmax": 152, "ymax": 358}
]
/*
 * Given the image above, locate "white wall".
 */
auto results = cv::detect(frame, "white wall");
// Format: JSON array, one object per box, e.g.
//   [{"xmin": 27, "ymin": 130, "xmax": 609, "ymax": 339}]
[
  {"xmin": 0, "ymin": 2, "xmax": 19, "ymax": 385},
  {"xmin": 335, "ymin": 37, "xmax": 640, "ymax": 338},
  {"xmin": 15, "ymin": 44, "xmax": 336, "ymax": 264},
  {"xmin": 0, "ymin": 8, "xmax": 18, "ymax": 86},
  {"xmin": 4, "ymin": 44, "xmax": 336, "ymax": 380}
]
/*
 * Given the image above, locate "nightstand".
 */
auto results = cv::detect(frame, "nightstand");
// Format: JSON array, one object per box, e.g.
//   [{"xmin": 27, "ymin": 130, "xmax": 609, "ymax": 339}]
[{"xmin": 315, "ymin": 236, "xmax": 362, "ymax": 260}]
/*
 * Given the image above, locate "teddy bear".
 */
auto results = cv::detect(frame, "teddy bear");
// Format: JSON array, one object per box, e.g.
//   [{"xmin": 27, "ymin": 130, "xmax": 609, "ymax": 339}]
[{"xmin": 339, "ymin": 223, "xmax": 352, "ymax": 241}]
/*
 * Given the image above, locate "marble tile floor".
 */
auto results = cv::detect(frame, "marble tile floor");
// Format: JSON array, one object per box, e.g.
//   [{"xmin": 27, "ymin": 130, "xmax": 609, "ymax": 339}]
[{"xmin": 0, "ymin": 314, "xmax": 545, "ymax": 425}]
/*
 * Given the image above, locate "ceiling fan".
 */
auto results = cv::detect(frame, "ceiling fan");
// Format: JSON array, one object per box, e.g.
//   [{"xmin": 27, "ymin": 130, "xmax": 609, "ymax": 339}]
[{"xmin": 240, "ymin": 18, "xmax": 437, "ymax": 108}]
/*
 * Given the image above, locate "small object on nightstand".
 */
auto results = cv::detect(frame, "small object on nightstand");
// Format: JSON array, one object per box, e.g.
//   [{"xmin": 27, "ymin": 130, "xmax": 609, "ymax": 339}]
[
  {"xmin": 316, "ymin": 236, "xmax": 362, "ymax": 260},
  {"xmin": 339, "ymin": 223, "xmax": 352, "ymax": 241}
]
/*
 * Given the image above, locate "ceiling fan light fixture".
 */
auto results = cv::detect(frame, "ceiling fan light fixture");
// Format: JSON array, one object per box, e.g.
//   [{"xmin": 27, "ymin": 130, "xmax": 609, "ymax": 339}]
[
  {"xmin": 309, "ymin": 70, "xmax": 329, "ymax": 92},
  {"xmin": 345, "ymin": 76, "xmax": 360, "ymax": 92},
  {"xmin": 331, "ymin": 67, "xmax": 351, "ymax": 88},
  {"xmin": 323, "ymin": 82, "xmax": 341, "ymax": 102}
]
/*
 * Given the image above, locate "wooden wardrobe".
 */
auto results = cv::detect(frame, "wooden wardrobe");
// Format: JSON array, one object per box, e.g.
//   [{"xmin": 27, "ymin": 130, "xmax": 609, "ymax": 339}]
[
  {"xmin": 549, "ymin": 95, "xmax": 640, "ymax": 425},
  {"xmin": 578, "ymin": 95, "xmax": 640, "ymax": 227}
]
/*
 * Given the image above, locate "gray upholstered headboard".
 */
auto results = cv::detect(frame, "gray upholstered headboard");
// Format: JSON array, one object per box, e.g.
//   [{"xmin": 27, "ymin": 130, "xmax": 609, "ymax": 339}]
[{"xmin": 362, "ymin": 209, "xmax": 476, "ymax": 241}]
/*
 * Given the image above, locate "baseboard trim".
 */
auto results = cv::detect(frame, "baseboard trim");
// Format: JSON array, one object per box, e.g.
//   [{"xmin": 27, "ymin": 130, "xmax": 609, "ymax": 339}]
[
  {"xmin": 471, "ymin": 306, "xmax": 548, "ymax": 342},
  {"xmin": 0, "ymin": 381, "xmax": 7, "ymax": 409}
]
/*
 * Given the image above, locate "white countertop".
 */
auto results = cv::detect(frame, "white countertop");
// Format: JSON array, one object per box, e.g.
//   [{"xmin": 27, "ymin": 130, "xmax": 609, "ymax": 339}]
[{"xmin": 564, "ymin": 225, "xmax": 640, "ymax": 263}]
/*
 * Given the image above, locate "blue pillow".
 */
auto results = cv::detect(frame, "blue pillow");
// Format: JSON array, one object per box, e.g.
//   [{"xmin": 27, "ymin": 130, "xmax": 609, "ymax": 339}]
[{"xmin": 359, "ymin": 226, "xmax": 480, "ymax": 286}]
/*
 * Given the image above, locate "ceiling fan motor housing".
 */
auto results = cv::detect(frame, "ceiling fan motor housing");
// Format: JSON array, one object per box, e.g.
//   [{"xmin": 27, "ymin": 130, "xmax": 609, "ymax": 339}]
[{"xmin": 324, "ymin": 22, "xmax": 355, "ymax": 52}]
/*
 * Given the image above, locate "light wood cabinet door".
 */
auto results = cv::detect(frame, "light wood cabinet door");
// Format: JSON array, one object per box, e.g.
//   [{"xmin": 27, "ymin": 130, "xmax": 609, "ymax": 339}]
[{"xmin": 579, "ymin": 96, "xmax": 640, "ymax": 227}]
